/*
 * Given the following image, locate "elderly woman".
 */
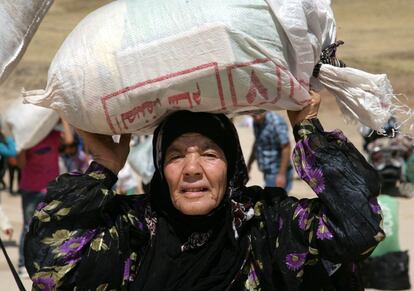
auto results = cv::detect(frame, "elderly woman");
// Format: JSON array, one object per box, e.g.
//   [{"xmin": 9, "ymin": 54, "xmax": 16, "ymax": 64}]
[{"xmin": 24, "ymin": 93, "xmax": 384, "ymax": 290}]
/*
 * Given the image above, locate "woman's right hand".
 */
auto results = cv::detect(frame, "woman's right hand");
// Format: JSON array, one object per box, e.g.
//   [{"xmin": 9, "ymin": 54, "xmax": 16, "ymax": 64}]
[{"xmin": 75, "ymin": 129, "xmax": 131, "ymax": 175}]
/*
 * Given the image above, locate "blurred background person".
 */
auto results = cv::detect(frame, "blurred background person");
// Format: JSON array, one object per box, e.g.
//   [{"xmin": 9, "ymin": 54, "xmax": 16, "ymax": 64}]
[
  {"xmin": 16, "ymin": 118, "xmax": 73, "ymax": 278},
  {"xmin": 0, "ymin": 117, "xmax": 16, "ymax": 244},
  {"xmin": 247, "ymin": 111, "xmax": 293, "ymax": 193},
  {"xmin": 58, "ymin": 122, "xmax": 90, "ymax": 174},
  {"xmin": 0, "ymin": 117, "xmax": 17, "ymax": 192},
  {"xmin": 6, "ymin": 156, "xmax": 21, "ymax": 195}
]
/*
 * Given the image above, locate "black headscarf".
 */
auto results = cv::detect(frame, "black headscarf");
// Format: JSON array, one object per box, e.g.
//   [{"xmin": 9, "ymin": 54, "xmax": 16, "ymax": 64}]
[
  {"xmin": 152, "ymin": 111, "xmax": 248, "ymax": 187},
  {"xmin": 131, "ymin": 111, "xmax": 250, "ymax": 291}
]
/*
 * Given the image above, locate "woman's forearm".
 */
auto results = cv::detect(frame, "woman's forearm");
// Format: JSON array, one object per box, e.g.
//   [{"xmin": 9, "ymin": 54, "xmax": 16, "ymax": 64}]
[{"xmin": 289, "ymin": 118, "xmax": 384, "ymax": 260}]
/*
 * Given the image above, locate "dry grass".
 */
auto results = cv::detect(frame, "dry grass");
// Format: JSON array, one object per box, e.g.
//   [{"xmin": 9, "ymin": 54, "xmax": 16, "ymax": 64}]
[
  {"xmin": 0, "ymin": 0, "xmax": 112, "ymax": 107},
  {"xmin": 333, "ymin": 0, "xmax": 414, "ymax": 100}
]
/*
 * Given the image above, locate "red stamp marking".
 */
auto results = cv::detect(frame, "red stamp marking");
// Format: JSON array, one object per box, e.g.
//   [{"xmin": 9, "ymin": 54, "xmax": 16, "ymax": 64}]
[
  {"xmin": 120, "ymin": 99, "xmax": 161, "ymax": 130},
  {"xmin": 245, "ymin": 70, "xmax": 269, "ymax": 104},
  {"xmin": 227, "ymin": 58, "xmax": 309, "ymax": 107},
  {"xmin": 168, "ymin": 82, "xmax": 201, "ymax": 109},
  {"xmin": 100, "ymin": 63, "xmax": 225, "ymax": 134}
]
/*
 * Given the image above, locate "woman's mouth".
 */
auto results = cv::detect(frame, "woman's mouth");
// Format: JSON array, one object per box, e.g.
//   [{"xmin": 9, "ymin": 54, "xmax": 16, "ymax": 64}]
[
  {"xmin": 180, "ymin": 187, "xmax": 209, "ymax": 197},
  {"xmin": 181, "ymin": 187, "xmax": 208, "ymax": 192}
]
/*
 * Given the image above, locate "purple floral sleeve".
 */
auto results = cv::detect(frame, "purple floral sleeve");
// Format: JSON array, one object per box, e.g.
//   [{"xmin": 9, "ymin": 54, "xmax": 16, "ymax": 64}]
[
  {"xmin": 274, "ymin": 119, "xmax": 385, "ymax": 281},
  {"xmin": 25, "ymin": 162, "xmax": 150, "ymax": 290}
]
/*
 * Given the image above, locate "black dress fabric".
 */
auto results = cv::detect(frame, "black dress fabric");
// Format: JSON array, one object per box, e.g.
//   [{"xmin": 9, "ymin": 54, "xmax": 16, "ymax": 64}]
[{"xmin": 24, "ymin": 117, "xmax": 385, "ymax": 290}]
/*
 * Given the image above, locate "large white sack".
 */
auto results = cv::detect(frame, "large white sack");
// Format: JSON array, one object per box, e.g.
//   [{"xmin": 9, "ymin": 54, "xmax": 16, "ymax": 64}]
[
  {"xmin": 3, "ymin": 100, "xmax": 59, "ymax": 152},
  {"xmin": 266, "ymin": 0, "xmax": 336, "ymax": 88},
  {"xmin": 23, "ymin": 0, "xmax": 336, "ymax": 135},
  {"xmin": 0, "ymin": 0, "xmax": 54, "ymax": 85}
]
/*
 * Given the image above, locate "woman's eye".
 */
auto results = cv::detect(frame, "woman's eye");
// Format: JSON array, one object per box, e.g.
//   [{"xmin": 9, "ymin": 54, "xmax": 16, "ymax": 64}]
[
  {"xmin": 166, "ymin": 154, "xmax": 182, "ymax": 162},
  {"xmin": 203, "ymin": 152, "xmax": 218, "ymax": 158}
]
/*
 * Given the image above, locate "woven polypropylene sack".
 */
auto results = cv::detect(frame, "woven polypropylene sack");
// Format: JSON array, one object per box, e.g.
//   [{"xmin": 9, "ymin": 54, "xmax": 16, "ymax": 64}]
[
  {"xmin": 3, "ymin": 100, "xmax": 59, "ymax": 152},
  {"xmin": 0, "ymin": 0, "xmax": 54, "ymax": 85},
  {"xmin": 23, "ymin": 0, "xmax": 335, "ymax": 135}
]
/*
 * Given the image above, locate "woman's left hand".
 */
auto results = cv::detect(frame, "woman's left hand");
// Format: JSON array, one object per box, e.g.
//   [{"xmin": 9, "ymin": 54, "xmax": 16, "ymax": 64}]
[
  {"xmin": 76, "ymin": 129, "xmax": 131, "ymax": 175},
  {"xmin": 287, "ymin": 90, "xmax": 321, "ymax": 127}
]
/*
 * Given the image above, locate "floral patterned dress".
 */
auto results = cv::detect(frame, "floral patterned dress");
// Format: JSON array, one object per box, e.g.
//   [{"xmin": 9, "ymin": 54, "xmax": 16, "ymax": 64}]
[{"xmin": 25, "ymin": 119, "xmax": 384, "ymax": 290}]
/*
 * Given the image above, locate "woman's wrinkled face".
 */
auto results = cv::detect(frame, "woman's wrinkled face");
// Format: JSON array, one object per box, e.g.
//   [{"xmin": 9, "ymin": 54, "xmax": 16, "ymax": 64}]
[{"xmin": 163, "ymin": 133, "xmax": 227, "ymax": 215}]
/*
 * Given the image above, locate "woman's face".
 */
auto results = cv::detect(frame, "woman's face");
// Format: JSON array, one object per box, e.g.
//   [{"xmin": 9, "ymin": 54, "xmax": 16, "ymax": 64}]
[{"xmin": 163, "ymin": 133, "xmax": 228, "ymax": 215}]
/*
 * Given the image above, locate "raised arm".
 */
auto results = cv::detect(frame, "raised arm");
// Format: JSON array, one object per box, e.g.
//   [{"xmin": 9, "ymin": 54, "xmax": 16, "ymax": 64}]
[
  {"xmin": 267, "ymin": 92, "xmax": 384, "ymax": 280},
  {"xmin": 282, "ymin": 119, "xmax": 384, "ymax": 260},
  {"xmin": 75, "ymin": 129, "xmax": 131, "ymax": 174},
  {"xmin": 24, "ymin": 131, "xmax": 150, "ymax": 290}
]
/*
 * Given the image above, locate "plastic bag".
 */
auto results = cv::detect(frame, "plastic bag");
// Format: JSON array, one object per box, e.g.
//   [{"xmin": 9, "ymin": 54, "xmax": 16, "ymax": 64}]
[
  {"xmin": 318, "ymin": 65, "xmax": 395, "ymax": 131},
  {"xmin": 370, "ymin": 195, "xmax": 400, "ymax": 257}
]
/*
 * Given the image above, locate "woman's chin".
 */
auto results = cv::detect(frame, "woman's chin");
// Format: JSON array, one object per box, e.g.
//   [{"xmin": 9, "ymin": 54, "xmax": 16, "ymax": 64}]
[{"xmin": 175, "ymin": 200, "xmax": 216, "ymax": 216}]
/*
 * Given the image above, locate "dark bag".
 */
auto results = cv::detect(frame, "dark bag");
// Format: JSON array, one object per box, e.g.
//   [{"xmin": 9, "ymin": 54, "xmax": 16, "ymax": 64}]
[{"xmin": 360, "ymin": 250, "xmax": 411, "ymax": 290}]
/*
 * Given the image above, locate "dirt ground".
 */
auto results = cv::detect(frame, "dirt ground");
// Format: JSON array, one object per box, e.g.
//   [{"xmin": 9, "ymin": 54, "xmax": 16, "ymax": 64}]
[{"xmin": 0, "ymin": 0, "xmax": 413, "ymax": 290}]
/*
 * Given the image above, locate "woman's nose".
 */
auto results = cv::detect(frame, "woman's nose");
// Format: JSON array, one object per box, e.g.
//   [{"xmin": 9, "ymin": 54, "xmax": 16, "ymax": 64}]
[{"xmin": 183, "ymin": 155, "xmax": 202, "ymax": 177}]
